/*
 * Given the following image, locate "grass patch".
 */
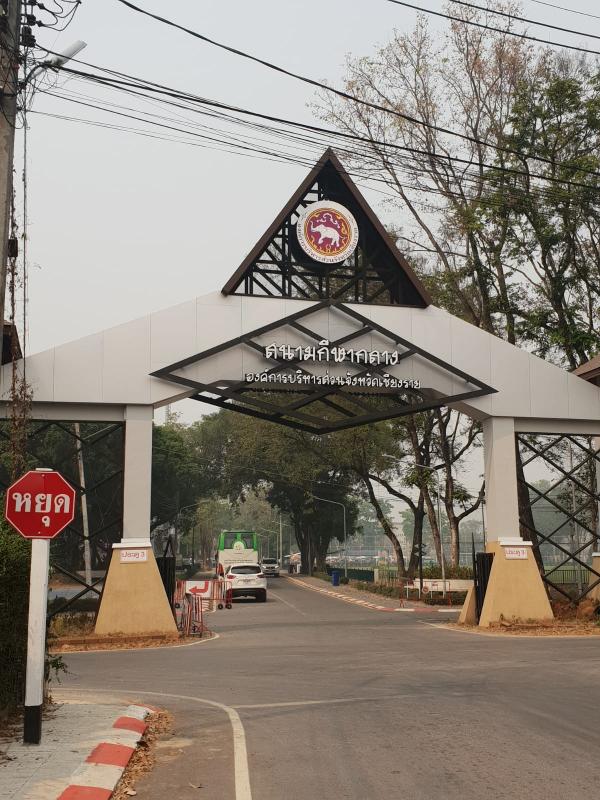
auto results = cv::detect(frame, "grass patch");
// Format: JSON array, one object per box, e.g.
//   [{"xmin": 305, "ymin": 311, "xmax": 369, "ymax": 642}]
[{"xmin": 49, "ymin": 612, "xmax": 95, "ymax": 639}]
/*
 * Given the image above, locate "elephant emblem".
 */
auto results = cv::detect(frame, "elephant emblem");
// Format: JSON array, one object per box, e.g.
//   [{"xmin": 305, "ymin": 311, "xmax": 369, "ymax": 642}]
[
  {"xmin": 297, "ymin": 201, "xmax": 358, "ymax": 264},
  {"xmin": 309, "ymin": 221, "xmax": 341, "ymax": 248}
]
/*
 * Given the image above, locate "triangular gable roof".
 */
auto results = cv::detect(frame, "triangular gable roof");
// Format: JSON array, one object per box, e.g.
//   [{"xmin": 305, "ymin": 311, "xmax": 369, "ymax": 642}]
[{"xmin": 221, "ymin": 148, "xmax": 431, "ymax": 307}]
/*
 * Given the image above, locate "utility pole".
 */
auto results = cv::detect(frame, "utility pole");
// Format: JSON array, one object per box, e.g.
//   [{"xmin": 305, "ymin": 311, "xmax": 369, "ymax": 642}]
[
  {"xmin": 0, "ymin": 0, "xmax": 23, "ymax": 333},
  {"xmin": 74, "ymin": 423, "xmax": 92, "ymax": 587},
  {"xmin": 279, "ymin": 513, "xmax": 283, "ymax": 567}
]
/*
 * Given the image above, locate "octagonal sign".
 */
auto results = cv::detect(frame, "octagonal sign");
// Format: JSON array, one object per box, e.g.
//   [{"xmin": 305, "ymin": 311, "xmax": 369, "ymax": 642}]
[{"xmin": 5, "ymin": 469, "xmax": 76, "ymax": 539}]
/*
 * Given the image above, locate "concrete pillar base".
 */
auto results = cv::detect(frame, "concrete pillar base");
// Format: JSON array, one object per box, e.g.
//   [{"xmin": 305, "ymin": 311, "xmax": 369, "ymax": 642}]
[
  {"xmin": 586, "ymin": 554, "xmax": 600, "ymax": 603},
  {"xmin": 478, "ymin": 539, "xmax": 553, "ymax": 628},
  {"xmin": 458, "ymin": 585, "xmax": 477, "ymax": 625},
  {"xmin": 95, "ymin": 540, "xmax": 178, "ymax": 636}
]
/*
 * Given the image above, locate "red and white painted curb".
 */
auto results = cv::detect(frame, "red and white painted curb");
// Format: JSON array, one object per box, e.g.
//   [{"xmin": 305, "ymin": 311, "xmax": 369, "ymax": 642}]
[
  {"xmin": 57, "ymin": 704, "xmax": 158, "ymax": 800},
  {"xmin": 288, "ymin": 577, "xmax": 459, "ymax": 614}
]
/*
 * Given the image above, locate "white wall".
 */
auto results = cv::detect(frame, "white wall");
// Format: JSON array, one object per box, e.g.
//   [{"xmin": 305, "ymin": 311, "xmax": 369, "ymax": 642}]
[{"xmin": 4, "ymin": 291, "xmax": 600, "ymax": 425}]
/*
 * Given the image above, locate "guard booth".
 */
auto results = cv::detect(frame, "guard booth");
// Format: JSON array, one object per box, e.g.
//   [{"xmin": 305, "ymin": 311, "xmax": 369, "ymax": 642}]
[{"xmin": 3, "ymin": 149, "xmax": 600, "ymax": 632}]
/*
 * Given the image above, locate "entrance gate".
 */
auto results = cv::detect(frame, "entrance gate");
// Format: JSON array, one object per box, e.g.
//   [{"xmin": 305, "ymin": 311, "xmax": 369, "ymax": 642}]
[{"xmin": 3, "ymin": 148, "xmax": 600, "ymax": 631}]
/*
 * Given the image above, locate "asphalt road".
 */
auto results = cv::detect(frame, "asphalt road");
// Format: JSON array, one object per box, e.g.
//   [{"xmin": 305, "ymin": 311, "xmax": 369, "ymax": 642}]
[{"xmin": 60, "ymin": 577, "xmax": 600, "ymax": 800}]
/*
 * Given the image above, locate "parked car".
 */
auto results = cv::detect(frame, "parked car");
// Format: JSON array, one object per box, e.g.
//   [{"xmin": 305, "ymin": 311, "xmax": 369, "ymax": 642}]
[
  {"xmin": 225, "ymin": 563, "xmax": 267, "ymax": 602},
  {"xmin": 261, "ymin": 557, "xmax": 280, "ymax": 577}
]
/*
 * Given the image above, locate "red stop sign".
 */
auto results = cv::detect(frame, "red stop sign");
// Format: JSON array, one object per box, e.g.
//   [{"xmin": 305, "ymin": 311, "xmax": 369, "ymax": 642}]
[{"xmin": 5, "ymin": 469, "xmax": 76, "ymax": 539}]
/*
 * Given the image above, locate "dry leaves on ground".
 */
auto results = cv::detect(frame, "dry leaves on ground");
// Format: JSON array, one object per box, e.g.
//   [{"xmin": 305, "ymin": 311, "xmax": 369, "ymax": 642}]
[
  {"xmin": 112, "ymin": 710, "xmax": 174, "ymax": 800},
  {"xmin": 51, "ymin": 632, "xmax": 214, "ymax": 652},
  {"xmin": 452, "ymin": 619, "xmax": 600, "ymax": 636}
]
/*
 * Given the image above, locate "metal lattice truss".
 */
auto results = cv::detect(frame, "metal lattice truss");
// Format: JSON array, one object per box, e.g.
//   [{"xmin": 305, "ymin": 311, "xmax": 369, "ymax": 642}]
[
  {"xmin": 153, "ymin": 301, "xmax": 496, "ymax": 435},
  {"xmin": 222, "ymin": 149, "xmax": 431, "ymax": 308},
  {"xmin": 517, "ymin": 433, "xmax": 600, "ymax": 602},
  {"xmin": 0, "ymin": 421, "xmax": 124, "ymax": 616}
]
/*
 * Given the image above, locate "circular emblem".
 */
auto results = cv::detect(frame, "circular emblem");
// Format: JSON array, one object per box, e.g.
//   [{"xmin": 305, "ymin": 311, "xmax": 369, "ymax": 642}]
[
  {"xmin": 296, "ymin": 201, "xmax": 359, "ymax": 264},
  {"xmin": 233, "ymin": 540, "xmax": 245, "ymax": 551}
]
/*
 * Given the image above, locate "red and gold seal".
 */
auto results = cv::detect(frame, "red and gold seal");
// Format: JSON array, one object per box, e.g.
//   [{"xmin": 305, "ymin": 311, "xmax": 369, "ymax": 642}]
[{"xmin": 296, "ymin": 201, "xmax": 359, "ymax": 264}]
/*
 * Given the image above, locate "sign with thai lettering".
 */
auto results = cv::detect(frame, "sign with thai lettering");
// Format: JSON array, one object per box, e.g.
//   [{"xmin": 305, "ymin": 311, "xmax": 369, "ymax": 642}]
[
  {"xmin": 264, "ymin": 339, "xmax": 405, "ymax": 366},
  {"xmin": 120, "ymin": 548, "xmax": 148, "ymax": 563},
  {"xmin": 244, "ymin": 338, "xmax": 421, "ymax": 390},
  {"xmin": 5, "ymin": 469, "xmax": 76, "ymax": 540},
  {"xmin": 245, "ymin": 370, "xmax": 420, "ymax": 390},
  {"xmin": 504, "ymin": 546, "xmax": 528, "ymax": 560}
]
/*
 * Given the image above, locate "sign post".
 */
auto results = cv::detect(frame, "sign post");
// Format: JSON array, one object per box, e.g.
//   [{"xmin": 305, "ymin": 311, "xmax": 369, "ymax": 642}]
[
  {"xmin": 4, "ymin": 468, "xmax": 76, "ymax": 744},
  {"xmin": 24, "ymin": 538, "xmax": 50, "ymax": 743}
]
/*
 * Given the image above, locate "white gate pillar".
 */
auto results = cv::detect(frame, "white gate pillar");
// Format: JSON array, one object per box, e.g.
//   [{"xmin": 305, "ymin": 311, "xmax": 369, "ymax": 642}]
[
  {"xmin": 482, "ymin": 416, "xmax": 520, "ymax": 541},
  {"xmin": 95, "ymin": 404, "xmax": 177, "ymax": 636},
  {"xmin": 461, "ymin": 416, "xmax": 553, "ymax": 627},
  {"xmin": 122, "ymin": 404, "xmax": 153, "ymax": 541}
]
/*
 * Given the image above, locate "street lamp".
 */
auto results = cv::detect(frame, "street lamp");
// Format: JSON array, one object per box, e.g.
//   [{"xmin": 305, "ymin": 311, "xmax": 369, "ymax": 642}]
[
  {"xmin": 311, "ymin": 495, "xmax": 347, "ymax": 578},
  {"xmin": 383, "ymin": 456, "xmax": 446, "ymax": 597},
  {"xmin": 23, "ymin": 40, "xmax": 87, "ymax": 84},
  {"xmin": 171, "ymin": 499, "xmax": 213, "ymax": 565},
  {"xmin": 257, "ymin": 521, "xmax": 291, "ymax": 564}
]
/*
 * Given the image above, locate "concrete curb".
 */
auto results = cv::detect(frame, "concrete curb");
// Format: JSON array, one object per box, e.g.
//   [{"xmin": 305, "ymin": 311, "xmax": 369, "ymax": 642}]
[
  {"xmin": 57, "ymin": 704, "xmax": 158, "ymax": 800},
  {"xmin": 288, "ymin": 576, "xmax": 460, "ymax": 614}
]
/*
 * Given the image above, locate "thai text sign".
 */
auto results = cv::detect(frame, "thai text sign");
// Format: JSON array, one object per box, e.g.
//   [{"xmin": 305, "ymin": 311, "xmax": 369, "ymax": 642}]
[
  {"xmin": 120, "ymin": 549, "xmax": 148, "ymax": 563},
  {"xmin": 246, "ymin": 338, "xmax": 421, "ymax": 390},
  {"xmin": 264, "ymin": 339, "xmax": 403, "ymax": 366},
  {"xmin": 5, "ymin": 469, "xmax": 76, "ymax": 539},
  {"xmin": 504, "ymin": 546, "xmax": 528, "ymax": 560}
]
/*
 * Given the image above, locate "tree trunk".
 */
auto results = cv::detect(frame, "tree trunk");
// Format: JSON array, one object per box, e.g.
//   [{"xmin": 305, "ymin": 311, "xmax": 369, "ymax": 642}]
[
  {"xmin": 314, "ymin": 534, "xmax": 329, "ymax": 573},
  {"xmin": 363, "ymin": 476, "xmax": 407, "ymax": 576},
  {"xmin": 296, "ymin": 522, "xmax": 310, "ymax": 575},
  {"xmin": 515, "ymin": 440, "xmax": 543, "ymax": 569},
  {"xmin": 422, "ymin": 485, "xmax": 443, "ymax": 568},
  {"xmin": 407, "ymin": 491, "xmax": 426, "ymax": 579},
  {"xmin": 448, "ymin": 515, "xmax": 460, "ymax": 567}
]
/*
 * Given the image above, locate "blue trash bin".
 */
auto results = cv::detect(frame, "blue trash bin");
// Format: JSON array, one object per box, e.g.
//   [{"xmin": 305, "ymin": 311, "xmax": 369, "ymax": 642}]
[{"xmin": 331, "ymin": 570, "xmax": 340, "ymax": 587}]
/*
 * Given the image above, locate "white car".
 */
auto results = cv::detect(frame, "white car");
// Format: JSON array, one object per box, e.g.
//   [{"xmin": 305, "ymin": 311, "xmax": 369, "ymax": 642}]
[
  {"xmin": 261, "ymin": 557, "xmax": 280, "ymax": 577},
  {"xmin": 225, "ymin": 563, "xmax": 267, "ymax": 602}
]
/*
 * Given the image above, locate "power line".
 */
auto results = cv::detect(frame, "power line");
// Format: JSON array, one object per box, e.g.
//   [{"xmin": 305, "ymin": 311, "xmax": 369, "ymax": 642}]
[
  {"xmin": 386, "ymin": 0, "xmax": 600, "ymax": 56},
  {"xmin": 526, "ymin": 0, "xmax": 600, "ymax": 22},
  {"xmin": 110, "ymin": 0, "xmax": 600, "ymax": 175},
  {"xmin": 448, "ymin": 0, "xmax": 600, "ymax": 43},
  {"xmin": 24, "ymin": 50, "xmax": 600, "ymax": 230},
  {"xmin": 50, "ymin": 59, "xmax": 600, "ymax": 194},
  {"xmin": 37, "ymin": 79, "xmax": 598, "ymax": 218}
]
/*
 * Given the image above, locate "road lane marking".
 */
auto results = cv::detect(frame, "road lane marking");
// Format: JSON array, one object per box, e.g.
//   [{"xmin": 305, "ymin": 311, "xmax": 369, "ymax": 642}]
[
  {"xmin": 233, "ymin": 692, "xmax": 414, "ymax": 710},
  {"xmin": 269, "ymin": 590, "xmax": 309, "ymax": 616},
  {"xmin": 287, "ymin": 577, "xmax": 456, "ymax": 615},
  {"xmin": 59, "ymin": 688, "xmax": 252, "ymax": 800}
]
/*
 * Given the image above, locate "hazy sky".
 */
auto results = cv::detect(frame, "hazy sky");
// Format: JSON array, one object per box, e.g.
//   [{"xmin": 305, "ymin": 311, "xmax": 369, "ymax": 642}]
[{"xmin": 19, "ymin": 0, "xmax": 600, "ymax": 424}]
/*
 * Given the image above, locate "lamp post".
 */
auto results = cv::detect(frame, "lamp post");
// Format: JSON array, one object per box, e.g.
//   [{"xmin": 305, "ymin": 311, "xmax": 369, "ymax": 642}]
[
  {"xmin": 383, "ymin": 456, "xmax": 446, "ymax": 597},
  {"xmin": 311, "ymin": 495, "xmax": 347, "ymax": 578},
  {"xmin": 172, "ymin": 499, "xmax": 212, "ymax": 565}
]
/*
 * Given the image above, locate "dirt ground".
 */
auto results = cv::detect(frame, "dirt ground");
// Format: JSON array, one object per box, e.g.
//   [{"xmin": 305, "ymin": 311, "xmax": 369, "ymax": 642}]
[
  {"xmin": 50, "ymin": 632, "xmax": 214, "ymax": 652},
  {"xmin": 47, "ymin": 611, "xmax": 214, "ymax": 651},
  {"xmin": 453, "ymin": 597, "xmax": 600, "ymax": 636},
  {"xmin": 112, "ymin": 710, "xmax": 174, "ymax": 799}
]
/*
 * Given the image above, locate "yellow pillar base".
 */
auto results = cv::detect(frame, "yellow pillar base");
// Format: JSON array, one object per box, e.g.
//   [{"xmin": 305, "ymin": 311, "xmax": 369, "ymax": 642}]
[
  {"xmin": 458, "ymin": 585, "xmax": 477, "ymax": 625},
  {"xmin": 478, "ymin": 539, "xmax": 553, "ymax": 628},
  {"xmin": 95, "ymin": 540, "xmax": 178, "ymax": 636},
  {"xmin": 586, "ymin": 555, "xmax": 600, "ymax": 603}
]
